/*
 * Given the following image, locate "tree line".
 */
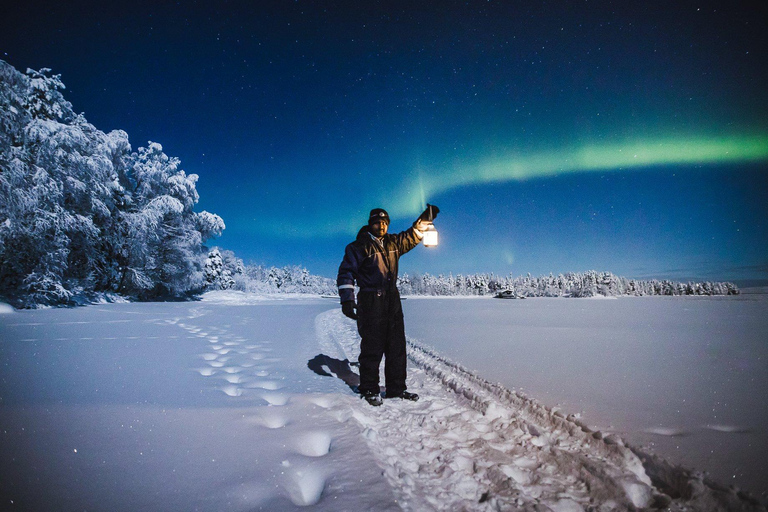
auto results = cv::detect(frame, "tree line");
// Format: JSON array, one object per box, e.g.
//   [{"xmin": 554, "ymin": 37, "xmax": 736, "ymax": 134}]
[
  {"xmin": 396, "ymin": 270, "xmax": 738, "ymax": 297},
  {"xmin": 203, "ymin": 249, "xmax": 737, "ymax": 298}
]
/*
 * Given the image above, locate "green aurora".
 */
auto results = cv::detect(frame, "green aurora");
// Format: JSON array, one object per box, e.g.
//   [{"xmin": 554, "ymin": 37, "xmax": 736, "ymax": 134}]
[{"xmin": 402, "ymin": 134, "xmax": 768, "ymax": 217}]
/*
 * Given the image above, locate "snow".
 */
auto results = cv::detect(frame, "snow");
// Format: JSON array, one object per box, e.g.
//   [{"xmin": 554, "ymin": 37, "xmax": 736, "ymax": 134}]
[
  {"xmin": 0, "ymin": 295, "xmax": 765, "ymax": 510},
  {"xmin": 402, "ymin": 294, "xmax": 768, "ymax": 501}
]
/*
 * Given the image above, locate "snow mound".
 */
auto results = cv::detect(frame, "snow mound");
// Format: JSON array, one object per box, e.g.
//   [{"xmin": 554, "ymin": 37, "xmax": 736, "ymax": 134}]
[{"xmin": 0, "ymin": 302, "xmax": 14, "ymax": 314}]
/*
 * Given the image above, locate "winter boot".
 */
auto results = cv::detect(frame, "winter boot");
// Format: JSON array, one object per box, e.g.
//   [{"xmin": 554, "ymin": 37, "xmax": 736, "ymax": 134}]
[
  {"xmin": 361, "ymin": 391, "xmax": 383, "ymax": 407},
  {"xmin": 386, "ymin": 390, "xmax": 419, "ymax": 401}
]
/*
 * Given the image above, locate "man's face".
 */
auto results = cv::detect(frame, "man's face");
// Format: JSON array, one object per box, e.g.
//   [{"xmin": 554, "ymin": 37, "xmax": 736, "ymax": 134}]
[{"xmin": 369, "ymin": 219, "xmax": 388, "ymax": 238}]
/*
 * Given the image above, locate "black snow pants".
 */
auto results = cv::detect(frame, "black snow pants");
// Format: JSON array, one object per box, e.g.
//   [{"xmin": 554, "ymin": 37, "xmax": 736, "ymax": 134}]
[{"xmin": 356, "ymin": 288, "xmax": 407, "ymax": 397}]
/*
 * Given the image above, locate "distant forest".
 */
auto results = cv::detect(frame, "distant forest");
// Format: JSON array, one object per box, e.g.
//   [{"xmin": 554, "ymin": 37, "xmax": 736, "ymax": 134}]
[
  {"xmin": 395, "ymin": 270, "xmax": 738, "ymax": 297},
  {"xmin": 1, "ymin": 61, "xmax": 737, "ymax": 308},
  {"xmin": 204, "ymin": 248, "xmax": 738, "ymax": 298}
]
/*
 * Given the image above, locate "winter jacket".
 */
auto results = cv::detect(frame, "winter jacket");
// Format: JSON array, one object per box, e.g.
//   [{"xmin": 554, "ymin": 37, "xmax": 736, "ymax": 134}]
[{"xmin": 337, "ymin": 225, "xmax": 423, "ymax": 303}]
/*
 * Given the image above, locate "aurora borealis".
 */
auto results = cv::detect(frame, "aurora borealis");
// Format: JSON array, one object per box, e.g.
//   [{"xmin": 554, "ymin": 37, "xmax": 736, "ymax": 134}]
[
  {"xmin": 2, "ymin": 0, "xmax": 767, "ymax": 282},
  {"xmin": 402, "ymin": 134, "xmax": 768, "ymax": 215}
]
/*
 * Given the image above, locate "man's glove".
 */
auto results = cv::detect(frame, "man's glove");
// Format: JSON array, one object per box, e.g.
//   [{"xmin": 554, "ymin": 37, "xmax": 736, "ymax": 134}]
[
  {"xmin": 415, "ymin": 203, "xmax": 440, "ymax": 231},
  {"xmin": 341, "ymin": 301, "xmax": 358, "ymax": 320}
]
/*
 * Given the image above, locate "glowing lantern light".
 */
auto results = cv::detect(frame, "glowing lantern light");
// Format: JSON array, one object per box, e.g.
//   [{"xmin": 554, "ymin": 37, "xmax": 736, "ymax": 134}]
[{"xmin": 423, "ymin": 224, "xmax": 438, "ymax": 247}]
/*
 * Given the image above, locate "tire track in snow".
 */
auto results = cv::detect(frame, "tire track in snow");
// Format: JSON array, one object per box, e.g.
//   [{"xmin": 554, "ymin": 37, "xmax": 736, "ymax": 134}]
[
  {"xmin": 316, "ymin": 309, "xmax": 765, "ymax": 512},
  {"xmin": 317, "ymin": 309, "xmax": 652, "ymax": 510}
]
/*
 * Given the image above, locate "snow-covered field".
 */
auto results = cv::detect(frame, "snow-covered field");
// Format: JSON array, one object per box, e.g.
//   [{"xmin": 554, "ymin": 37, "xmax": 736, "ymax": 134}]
[
  {"xmin": 0, "ymin": 294, "xmax": 765, "ymax": 510},
  {"xmin": 401, "ymin": 294, "xmax": 768, "ymax": 503}
]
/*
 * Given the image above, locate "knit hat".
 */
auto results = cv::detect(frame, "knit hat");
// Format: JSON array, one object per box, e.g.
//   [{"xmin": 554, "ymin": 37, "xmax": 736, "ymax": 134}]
[{"xmin": 368, "ymin": 208, "xmax": 390, "ymax": 225}]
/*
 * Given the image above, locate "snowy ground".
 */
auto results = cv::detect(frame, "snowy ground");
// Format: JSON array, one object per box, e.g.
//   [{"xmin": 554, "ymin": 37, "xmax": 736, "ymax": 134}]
[
  {"xmin": 0, "ymin": 293, "xmax": 765, "ymax": 511},
  {"xmin": 402, "ymin": 294, "xmax": 768, "ymax": 501}
]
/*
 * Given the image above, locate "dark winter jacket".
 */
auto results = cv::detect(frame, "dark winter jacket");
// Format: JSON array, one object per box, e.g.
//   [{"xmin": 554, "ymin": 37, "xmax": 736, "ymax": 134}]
[{"xmin": 337, "ymin": 225, "xmax": 423, "ymax": 303}]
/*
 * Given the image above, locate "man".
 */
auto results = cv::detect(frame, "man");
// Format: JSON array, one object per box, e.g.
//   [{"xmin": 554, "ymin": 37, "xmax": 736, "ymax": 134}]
[{"xmin": 337, "ymin": 204, "xmax": 439, "ymax": 406}]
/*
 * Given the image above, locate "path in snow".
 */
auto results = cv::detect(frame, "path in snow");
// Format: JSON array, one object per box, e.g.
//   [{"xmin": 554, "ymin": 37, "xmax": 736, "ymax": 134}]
[{"xmin": 315, "ymin": 308, "xmax": 765, "ymax": 511}]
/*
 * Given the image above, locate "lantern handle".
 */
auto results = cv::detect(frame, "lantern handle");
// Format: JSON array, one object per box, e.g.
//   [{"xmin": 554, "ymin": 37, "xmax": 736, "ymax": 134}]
[{"xmin": 426, "ymin": 203, "xmax": 439, "ymax": 222}]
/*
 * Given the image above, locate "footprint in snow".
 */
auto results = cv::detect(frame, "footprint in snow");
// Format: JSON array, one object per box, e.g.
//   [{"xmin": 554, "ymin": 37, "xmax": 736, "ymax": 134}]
[
  {"xmin": 644, "ymin": 427, "xmax": 689, "ymax": 437},
  {"xmin": 292, "ymin": 431, "xmax": 332, "ymax": 457},
  {"xmin": 246, "ymin": 411, "xmax": 289, "ymax": 429},
  {"xmin": 220, "ymin": 385, "xmax": 243, "ymax": 397},
  {"xmin": 307, "ymin": 395, "xmax": 335, "ymax": 409},
  {"xmin": 221, "ymin": 374, "xmax": 244, "ymax": 384},
  {"xmin": 703, "ymin": 424, "xmax": 750, "ymax": 433},
  {"xmin": 282, "ymin": 465, "xmax": 326, "ymax": 506},
  {"xmin": 260, "ymin": 392, "xmax": 289, "ymax": 406},
  {"xmin": 245, "ymin": 380, "xmax": 284, "ymax": 390}
]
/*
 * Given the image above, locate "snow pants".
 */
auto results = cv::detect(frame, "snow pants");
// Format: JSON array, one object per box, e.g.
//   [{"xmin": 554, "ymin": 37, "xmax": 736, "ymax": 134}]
[{"xmin": 356, "ymin": 288, "xmax": 407, "ymax": 396}]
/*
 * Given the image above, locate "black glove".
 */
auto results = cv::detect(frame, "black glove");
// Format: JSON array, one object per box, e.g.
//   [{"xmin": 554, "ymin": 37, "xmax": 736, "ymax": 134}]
[
  {"xmin": 415, "ymin": 204, "xmax": 440, "ymax": 231},
  {"xmin": 341, "ymin": 301, "xmax": 358, "ymax": 320},
  {"xmin": 418, "ymin": 204, "xmax": 440, "ymax": 222}
]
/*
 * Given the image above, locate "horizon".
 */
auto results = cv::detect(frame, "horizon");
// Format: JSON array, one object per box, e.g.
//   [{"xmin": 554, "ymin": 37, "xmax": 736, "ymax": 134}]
[{"xmin": 3, "ymin": 1, "xmax": 767, "ymax": 284}]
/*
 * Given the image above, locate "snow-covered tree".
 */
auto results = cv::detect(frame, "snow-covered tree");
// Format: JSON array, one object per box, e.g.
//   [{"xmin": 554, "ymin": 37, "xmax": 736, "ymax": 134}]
[
  {"xmin": 120, "ymin": 142, "xmax": 224, "ymax": 298},
  {"xmin": 0, "ymin": 60, "xmax": 224, "ymax": 306},
  {"xmin": 204, "ymin": 247, "xmax": 241, "ymax": 290}
]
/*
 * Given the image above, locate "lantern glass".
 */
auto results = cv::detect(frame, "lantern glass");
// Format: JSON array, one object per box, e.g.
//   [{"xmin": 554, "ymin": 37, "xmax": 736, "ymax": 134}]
[{"xmin": 423, "ymin": 225, "xmax": 438, "ymax": 247}]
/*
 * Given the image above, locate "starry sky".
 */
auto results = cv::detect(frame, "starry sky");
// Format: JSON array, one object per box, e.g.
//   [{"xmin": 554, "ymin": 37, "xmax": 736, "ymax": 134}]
[{"xmin": 3, "ymin": 0, "xmax": 767, "ymax": 283}]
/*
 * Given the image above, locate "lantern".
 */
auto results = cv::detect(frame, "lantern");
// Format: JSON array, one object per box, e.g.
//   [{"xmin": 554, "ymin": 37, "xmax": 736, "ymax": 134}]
[{"xmin": 423, "ymin": 224, "xmax": 438, "ymax": 247}]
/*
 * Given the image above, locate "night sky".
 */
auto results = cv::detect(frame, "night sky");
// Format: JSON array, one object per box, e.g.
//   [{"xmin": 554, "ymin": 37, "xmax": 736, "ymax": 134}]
[{"xmin": 3, "ymin": 0, "xmax": 767, "ymax": 283}]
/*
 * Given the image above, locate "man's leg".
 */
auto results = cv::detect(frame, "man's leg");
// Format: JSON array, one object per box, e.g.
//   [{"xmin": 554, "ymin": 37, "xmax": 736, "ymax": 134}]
[
  {"xmin": 357, "ymin": 292, "xmax": 386, "ymax": 395},
  {"xmin": 383, "ymin": 298, "xmax": 407, "ymax": 397}
]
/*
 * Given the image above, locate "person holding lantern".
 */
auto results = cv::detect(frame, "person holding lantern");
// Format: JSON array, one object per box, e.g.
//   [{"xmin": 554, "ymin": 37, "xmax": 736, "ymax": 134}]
[{"xmin": 337, "ymin": 204, "xmax": 440, "ymax": 406}]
